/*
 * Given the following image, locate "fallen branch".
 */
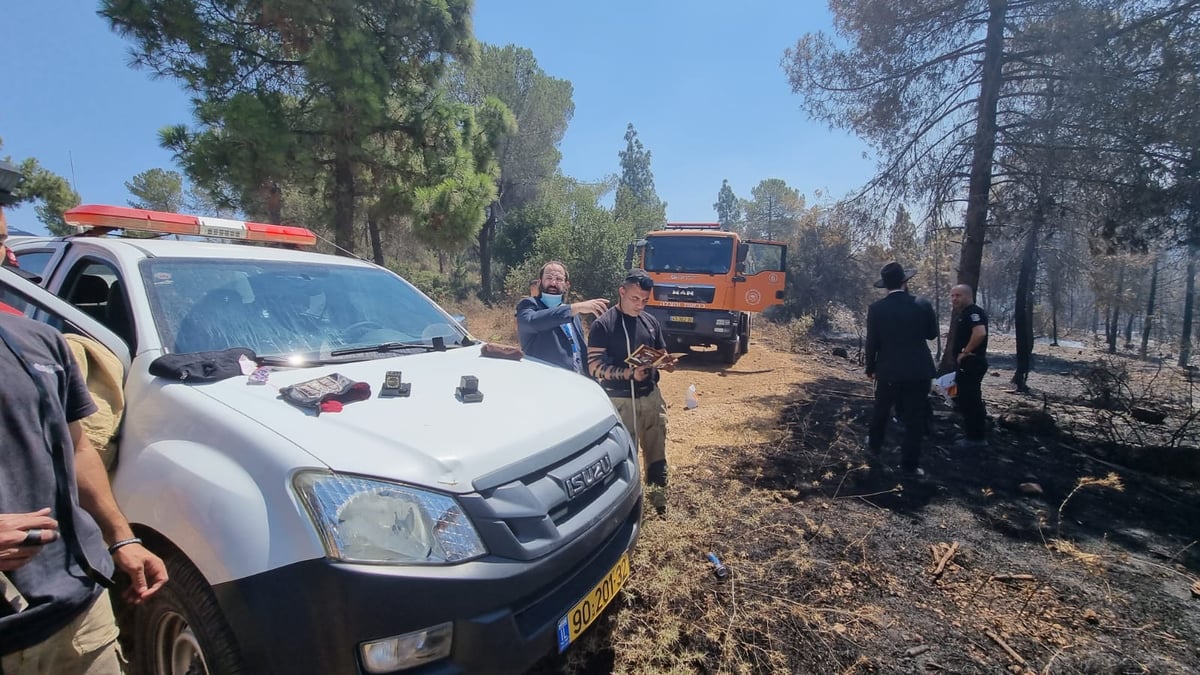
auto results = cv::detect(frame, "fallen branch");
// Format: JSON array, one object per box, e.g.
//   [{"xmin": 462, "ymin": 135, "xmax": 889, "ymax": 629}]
[
  {"xmin": 985, "ymin": 629, "xmax": 1027, "ymax": 666},
  {"xmin": 990, "ymin": 573, "xmax": 1037, "ymax": 582},
  {"xmin": 904, "ymin": 645, "xmax": 931, "ymax": 658},
  {"xmin": 932, "ymin": 541, "xmax": 960, "ymax": 579}
]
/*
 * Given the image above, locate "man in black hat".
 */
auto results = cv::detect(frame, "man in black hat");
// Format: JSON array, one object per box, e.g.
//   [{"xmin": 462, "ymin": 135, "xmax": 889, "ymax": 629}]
[{"xmin": 864, "ymin": 262, "xmax": 938, "ymax": 477}]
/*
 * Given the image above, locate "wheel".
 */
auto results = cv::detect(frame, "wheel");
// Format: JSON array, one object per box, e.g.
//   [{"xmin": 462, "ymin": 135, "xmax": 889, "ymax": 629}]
[
  {"xmin": 738, "ymin": 316, "xmax": 750, "ymax": 355},
  {"xmin": 128, "ymin": 550, "xmax": 248, "ymax": 675},
  {"xmin": 718, "ymin": 339, "xmax": 739, "ymax": 364}
]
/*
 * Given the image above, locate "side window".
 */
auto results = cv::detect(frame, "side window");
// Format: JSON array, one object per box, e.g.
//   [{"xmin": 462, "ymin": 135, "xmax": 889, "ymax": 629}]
[
  {"xmin": 14, "ymin": 250, "xmax": 54, "ymax": 278},
  {"xmin": 743, "ymin": 242, "xmax": 786, "ymax": 276},
  {"xmin": 61, "ymin": 260, "xmax": 135, "ymax": 353}
]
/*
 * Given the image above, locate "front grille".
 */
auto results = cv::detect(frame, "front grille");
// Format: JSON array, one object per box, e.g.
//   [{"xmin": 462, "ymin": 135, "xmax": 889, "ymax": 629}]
[
  {"xmin": 463, "ymin": 423, "xmax": 636, "ymax": 561},
  {"xmin": 653, "ymin": 284, "xmax": 716, "ymax": 304}
]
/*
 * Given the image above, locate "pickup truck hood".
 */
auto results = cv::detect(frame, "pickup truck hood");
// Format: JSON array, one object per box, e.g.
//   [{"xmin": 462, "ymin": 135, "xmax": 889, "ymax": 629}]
[{"xmin": 187, "ymin": 345, "xmax": 619, "ymax": 492}]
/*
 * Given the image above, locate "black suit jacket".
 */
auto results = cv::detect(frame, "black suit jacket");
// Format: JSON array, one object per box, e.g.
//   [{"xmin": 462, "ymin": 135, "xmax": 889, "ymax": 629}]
[{"xmin": 865, "ymin": 291, "xmax": 938, "ymax": 383}]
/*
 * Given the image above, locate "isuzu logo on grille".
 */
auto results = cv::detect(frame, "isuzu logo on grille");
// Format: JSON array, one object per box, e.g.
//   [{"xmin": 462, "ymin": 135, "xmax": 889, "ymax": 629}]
[{"xmin": 565, "ymin": 455, "xmax": 613, "ymax": 499}]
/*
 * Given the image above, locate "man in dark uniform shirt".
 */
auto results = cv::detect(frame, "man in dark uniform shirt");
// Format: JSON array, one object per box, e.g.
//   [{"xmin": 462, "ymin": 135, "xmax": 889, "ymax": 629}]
[
  {"xmin": 587, "ymin": 270, "xmax": 678, "ymax": 514},
  {"xmin": 950, "ymin": 284, "xmax": 989, "ymax": 448},
  {"xmin": 865, "ymin": 263, "xmax": 938, "ymax": 477}
]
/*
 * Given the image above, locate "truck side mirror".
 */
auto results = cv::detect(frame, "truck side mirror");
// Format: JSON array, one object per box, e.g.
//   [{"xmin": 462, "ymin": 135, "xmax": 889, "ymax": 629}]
[{"xmin": 624, "ymin": 243, "xmax": 634, "ymax": 270}]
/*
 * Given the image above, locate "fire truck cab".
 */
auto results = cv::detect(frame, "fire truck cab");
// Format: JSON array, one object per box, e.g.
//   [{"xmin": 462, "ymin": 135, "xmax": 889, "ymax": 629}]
[{"xmin": 627, "ymin": 223, "xmax": 787, "ymax": 364}]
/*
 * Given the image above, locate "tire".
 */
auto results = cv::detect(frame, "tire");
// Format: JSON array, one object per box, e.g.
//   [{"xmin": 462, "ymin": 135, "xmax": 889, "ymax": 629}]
[
  {"xmin": 128, "ymin": 550, "xmax": 248, "ymax": 675},
  {"xmin": 718, "ymin": 339, "xmax": 739, "ymax": 364},
  {"xmin": 738, "ymin": 316, "xmax": 750, "ymax": 355}
]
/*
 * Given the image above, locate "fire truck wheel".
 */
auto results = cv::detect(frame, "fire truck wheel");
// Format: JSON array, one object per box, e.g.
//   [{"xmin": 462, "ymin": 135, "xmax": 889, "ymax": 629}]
[{"xmin": 719, "ymin": 339, "xmax": 739, "ymax": 365}]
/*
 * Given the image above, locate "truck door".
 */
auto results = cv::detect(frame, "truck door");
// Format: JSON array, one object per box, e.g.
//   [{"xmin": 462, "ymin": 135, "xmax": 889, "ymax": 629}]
[{"xmin": 732, "ymin": 241, "xmax": 787, "ymax": 313}]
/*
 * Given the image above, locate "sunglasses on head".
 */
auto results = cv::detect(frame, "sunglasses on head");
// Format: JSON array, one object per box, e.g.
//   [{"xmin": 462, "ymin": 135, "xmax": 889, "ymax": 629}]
[{"xmin": 624, "ymin": 273, "xmax": 653, "ymax": 291}]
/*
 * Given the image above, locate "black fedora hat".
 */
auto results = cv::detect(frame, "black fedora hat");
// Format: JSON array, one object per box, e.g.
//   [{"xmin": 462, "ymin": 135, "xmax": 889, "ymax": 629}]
[{"xmin": 874, "ymin": 261, "xmax": 916, "ymax": 288}]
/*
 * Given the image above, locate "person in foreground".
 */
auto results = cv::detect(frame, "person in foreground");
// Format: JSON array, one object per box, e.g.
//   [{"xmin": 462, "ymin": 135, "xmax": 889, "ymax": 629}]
[
  {"xmin": 864, "ymin": 262, "xmax": 938, "ymax": 478},
  {"xmin": 1, "ymin": 310, "xmax": 168, "ymax": 675},
  {"xmin": 587, "ymin": 270, "xmax": 677, "ymax": 514},
  {"xmin": 516, "ymin": 261, "xmax": 609, "ymax": 373},
  {"xmin": 949, "ymin": 283, "xmax": 989, "ymax": 449}
]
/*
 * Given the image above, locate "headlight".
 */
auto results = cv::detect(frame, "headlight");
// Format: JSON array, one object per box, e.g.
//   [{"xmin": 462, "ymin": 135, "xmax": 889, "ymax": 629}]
[
  {"xmin": 293, "ymin": 472, "xmax": 487, "ymax": 564},
  {"xmin": 715, "ymin": 318, "xmax": 731, "ymax": 326}
]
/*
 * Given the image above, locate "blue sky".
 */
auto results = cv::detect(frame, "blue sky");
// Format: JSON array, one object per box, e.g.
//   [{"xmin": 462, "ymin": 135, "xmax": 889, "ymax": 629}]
[{"xmin": 1, "ymin": 0, "xmax": 874, "ymax": 234}]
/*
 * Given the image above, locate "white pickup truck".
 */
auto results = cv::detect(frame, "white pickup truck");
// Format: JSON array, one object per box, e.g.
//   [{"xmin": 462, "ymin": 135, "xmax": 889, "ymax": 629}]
[{"xmin": 2, "ymin": 205, "xmax": 641, "ymax": 675}]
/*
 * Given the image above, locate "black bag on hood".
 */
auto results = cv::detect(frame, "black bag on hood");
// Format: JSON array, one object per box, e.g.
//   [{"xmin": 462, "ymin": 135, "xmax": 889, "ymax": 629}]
[{"xmin": 149, "ymin": 348, "xmax": 255, "ymax": 382}]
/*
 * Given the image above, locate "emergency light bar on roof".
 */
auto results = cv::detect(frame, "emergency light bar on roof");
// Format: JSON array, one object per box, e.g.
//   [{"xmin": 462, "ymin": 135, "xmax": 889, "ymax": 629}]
[
  {"xmin": 664, "ymin": 222, "xmax": 723, "ymax": 230},
  {"xmin": 63, "ymin": 204, "xmax": 318, "ymax": 247}
]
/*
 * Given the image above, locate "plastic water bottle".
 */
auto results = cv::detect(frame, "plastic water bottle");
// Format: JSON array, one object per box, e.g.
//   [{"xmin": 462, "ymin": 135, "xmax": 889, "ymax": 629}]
[
  {"xmin": 706, "ymin": 552, "xmax": 729, "ymax": 580},
  {"xmin": 685, "ymin": 384, "xmax": 699, "ymax": 409}
]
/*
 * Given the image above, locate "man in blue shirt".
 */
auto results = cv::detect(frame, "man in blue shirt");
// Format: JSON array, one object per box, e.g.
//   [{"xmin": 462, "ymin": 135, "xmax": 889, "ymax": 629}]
[{"xmin": 515, "ymin": 261, "xmax": 609, "ymax": 374}]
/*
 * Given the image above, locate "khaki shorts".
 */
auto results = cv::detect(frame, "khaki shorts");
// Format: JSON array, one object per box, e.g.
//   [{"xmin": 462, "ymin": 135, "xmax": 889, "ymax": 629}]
[
  {"xmin": 1, "ymin": 591, "xmax": 123, "ymax": 675},
  {"xmin": 611, "ymin": 387, "xmax": 668, "ymax": 473}
]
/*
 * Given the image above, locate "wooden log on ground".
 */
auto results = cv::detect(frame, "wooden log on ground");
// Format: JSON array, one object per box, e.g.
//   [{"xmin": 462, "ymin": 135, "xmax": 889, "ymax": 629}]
[
  {"xmin": 991, "ymin": 574, "xmax": 1036, "ymax": 582},
  {"xmin": 985, "ymin": 629, "xmax": 1026, "ymax": 666},
  {"xmin": 932, "ymin": 541, "xmax": 960, "ymax": 578}
]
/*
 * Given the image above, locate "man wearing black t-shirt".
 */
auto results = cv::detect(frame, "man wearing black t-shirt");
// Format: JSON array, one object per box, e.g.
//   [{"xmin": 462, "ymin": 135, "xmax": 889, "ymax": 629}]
[
  {"xmin": 587, "ymin": 270, "xmax": 678, "ymax": 515},
  {"xmin": 1, "ymin": 311, "xmax": 168, "ymax": 672},
  {"xmin": 950, "ymin": 284, "xmax": 989, "ymax": 448}
]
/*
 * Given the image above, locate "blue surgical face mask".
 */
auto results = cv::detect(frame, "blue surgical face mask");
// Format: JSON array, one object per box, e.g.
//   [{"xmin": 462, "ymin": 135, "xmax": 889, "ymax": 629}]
[{"xmin": 540, "ymin": 293, "xmax": 563, "ymax": 308}]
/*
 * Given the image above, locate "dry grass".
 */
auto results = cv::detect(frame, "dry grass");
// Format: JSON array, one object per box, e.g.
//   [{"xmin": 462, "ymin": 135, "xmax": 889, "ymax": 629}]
[{"xmin": 445, "ymin": 299, "xmax": 520, "ymax": 345}]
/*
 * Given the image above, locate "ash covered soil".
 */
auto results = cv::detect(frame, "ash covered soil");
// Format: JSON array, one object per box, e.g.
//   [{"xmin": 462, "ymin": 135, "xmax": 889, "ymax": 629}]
[{"xmin": 537, "ymin": 328, "xmax": 1200, "ymax": 674}]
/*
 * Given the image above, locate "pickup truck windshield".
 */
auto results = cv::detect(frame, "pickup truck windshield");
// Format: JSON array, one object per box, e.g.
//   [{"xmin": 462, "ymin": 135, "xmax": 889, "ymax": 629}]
[
  {"xmin": 142, "ymin": 258, "xmax": 466, "ymax": 358},
  {"xmin": 643, "ymin": 236, "xmax": 734, "ymax": 275}
]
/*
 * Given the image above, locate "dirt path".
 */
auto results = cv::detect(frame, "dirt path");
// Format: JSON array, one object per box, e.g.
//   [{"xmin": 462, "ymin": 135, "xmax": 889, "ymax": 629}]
[{"xmin": 658, "ymin": 327, "xmax": 823, "ymax": 467}]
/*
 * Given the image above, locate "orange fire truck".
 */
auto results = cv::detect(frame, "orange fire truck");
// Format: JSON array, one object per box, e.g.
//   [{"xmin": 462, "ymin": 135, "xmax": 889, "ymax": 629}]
[{"xmin": 626, "ymin": 223, "xmax": 787, "ymax": 364}]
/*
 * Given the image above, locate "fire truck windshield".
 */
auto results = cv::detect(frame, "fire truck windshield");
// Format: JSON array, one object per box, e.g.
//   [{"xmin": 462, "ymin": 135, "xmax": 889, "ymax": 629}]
[{"xmin": 643, "ymin": 236, "xmax": 733, "ymax": 275}]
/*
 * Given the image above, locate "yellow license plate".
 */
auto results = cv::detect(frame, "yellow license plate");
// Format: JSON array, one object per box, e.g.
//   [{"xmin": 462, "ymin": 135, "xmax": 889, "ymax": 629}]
[
  {"xmin": 670, "ymin": 315, "xmax": 694, "ymax": 323},
  {"xmin": 556, "ymin": 553, "xmax": 631, "ymax": 652}
]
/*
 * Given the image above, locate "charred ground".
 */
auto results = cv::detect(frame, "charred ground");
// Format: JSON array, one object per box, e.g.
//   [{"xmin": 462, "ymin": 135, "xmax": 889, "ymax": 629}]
[{"xmin": 515, "ymin": 325, "xmax": 1199, "ymax": 674}]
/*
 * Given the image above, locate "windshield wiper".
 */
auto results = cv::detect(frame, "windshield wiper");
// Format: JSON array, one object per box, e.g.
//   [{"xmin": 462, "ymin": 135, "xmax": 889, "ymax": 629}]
[{"xmin": 329, "ymin": 341, "xmax": 440, "ymax": 358}]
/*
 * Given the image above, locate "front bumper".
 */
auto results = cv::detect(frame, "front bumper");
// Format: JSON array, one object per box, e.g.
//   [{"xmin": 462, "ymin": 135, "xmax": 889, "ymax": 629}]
[
  {"xmin": 648, "ymin": 307, "xmax": 740, "ymax": 348},
  {"xmin": 211, "ymin": 482, "xmax": 641, "ymax": 675}
]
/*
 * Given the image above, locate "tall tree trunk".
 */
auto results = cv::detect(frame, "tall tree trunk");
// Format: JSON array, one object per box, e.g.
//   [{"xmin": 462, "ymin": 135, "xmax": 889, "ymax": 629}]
[
  {"xmin": 1013, "ymin": 221, "xmax": 1039, "ymax": 392},
  {"xmin": 1180, "ymin": 244, "xmax": 1197, "ymax": 367},
  {"xmin": 933, "ymin": 230, "xmax": 943, "ymax": 360},
  {"xmin": 1139, "ymin": 258, "xmax": 1158, "ymax": 358},
  {"xmin": 263, "ymin": 181, "xmax": 282, "ymax": 224},
  {"xmin": 1107, "ymin": 265, "xmax": 1124, "ymax": 354},
  {"xmin": 477, "ymin": 201, "xmax": 499, "ymax": 303},
  {"xmin": 367, "ymin": 217, "xmax": 385, "ymax": 266},
  {"xmin": 1047, "ymin": 244, "xmax": 1061, "ymax": 346},
  {"xmin": 333, "ymin": 153, "xmax": 356, "ymax": 255},
  {"xmin": 1123, "ymin": 313, "xmax": 1135, "ymax": 350},
  {"xmin": 942, "ymin": 0, "xmax": 1007, "ymax": 374}
]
